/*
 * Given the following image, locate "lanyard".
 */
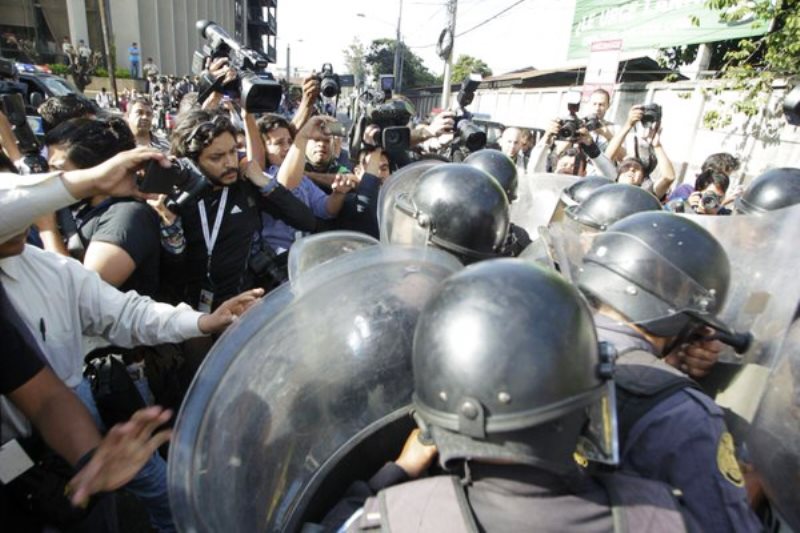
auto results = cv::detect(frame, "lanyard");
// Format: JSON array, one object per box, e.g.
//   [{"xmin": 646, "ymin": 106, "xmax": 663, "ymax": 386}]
[{"xmin": 198, "ymin": 187, "xmax": 229, "ymax": 281}]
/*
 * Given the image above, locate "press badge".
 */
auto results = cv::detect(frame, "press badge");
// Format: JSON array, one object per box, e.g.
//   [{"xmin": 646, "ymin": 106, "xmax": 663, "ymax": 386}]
[
  {"xmin": 198, "ymin": 289, "xmax": 214, "ymax": 313},
  {"xmin": 0, "ymin": 439, "xmax": 34, "ymax": 484}
]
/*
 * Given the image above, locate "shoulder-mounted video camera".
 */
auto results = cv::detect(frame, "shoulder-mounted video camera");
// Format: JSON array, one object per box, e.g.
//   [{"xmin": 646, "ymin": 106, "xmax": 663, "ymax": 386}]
[{"xmin": 192, "ymin": 20, "xmax": 282, "ymax": 113}]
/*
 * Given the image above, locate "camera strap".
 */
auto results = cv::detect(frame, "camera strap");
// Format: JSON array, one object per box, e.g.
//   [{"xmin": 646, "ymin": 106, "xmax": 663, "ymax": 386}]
[{"xmin": 198, "ymin": 187, "xmax": 229, "ymax": 284}]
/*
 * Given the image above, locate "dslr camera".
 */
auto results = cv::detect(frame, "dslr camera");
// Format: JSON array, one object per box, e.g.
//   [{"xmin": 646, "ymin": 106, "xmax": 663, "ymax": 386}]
[
  {"xmin": 451, "ymin": 74, "xmax": 487, "ymax": 153},
  {"xmin": 138, "ymin": 157, "xmax": 211, "ymax": 213},
  {"xmin": 315, "ymin": 63, "xmax": 340, "ymax": 99},
  {"xmin": 192, "ymin": 20, "xmax": 282, "ymax": 113},
  {"xmin": 699, "ymin": 190, "xmax": 721, "ymax": 211},
  {"xmin": 639, "ymin": 103, "xmax": 662, "ymax": 126}
]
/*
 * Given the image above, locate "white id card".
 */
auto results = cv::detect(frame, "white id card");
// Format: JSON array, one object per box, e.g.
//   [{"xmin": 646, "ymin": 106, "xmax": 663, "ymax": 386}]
[
  {"xmin": 0, "ymin": 439, "xmax": 34, "ymax": 484},
  {"xmin": 198, "ymin": 289, "xmax": 214, "ymax": 313}
]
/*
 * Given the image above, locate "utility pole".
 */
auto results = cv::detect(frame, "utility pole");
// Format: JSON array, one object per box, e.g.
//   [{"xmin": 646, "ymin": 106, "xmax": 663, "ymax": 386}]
[
  {"xmin": 97, "ymin": 0, "xmax": 118, "ymax": 106},
  {"xmin": 393, "ymin": 0, "xmax": 403, "ymax": 91},
  {"xmin": 440, "ymin": 0, "xmax": 457, "ymax": 108},
  {"xmin": 286, "ymin": 43, "xmax": 291, "ymax": 81}
]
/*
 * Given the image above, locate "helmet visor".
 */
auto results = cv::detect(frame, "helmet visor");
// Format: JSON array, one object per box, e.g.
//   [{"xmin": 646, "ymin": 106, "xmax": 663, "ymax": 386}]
[
  {"xmin": 576, "ymin": 381, "xmax": 619, "ymax": 466},
  {"xmin": 387, "ymin": 192, "xmax": 431, "ymax": 248}
]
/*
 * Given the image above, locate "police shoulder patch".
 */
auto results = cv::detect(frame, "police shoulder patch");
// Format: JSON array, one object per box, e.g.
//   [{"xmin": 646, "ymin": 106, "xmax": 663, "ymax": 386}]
[{"xmin": 716, "ymin": 431, "xmax": 744, "ymax": 487}]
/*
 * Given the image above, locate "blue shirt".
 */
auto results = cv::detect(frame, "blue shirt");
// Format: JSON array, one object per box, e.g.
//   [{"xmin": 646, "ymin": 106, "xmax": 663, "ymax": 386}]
[
  {"xmin": 128, "ymin": 46, "xmax": 140, "ymax": 63},
  {"xmin": 260, "ymin": 164, "xmax": 331, "ymax": 254}
]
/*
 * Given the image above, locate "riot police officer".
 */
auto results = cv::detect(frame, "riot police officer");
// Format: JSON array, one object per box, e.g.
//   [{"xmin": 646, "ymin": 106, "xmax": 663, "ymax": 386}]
[
  {"xmin": 564, "ymin": 183, "xmax": 662, "ymax": 232},
  {"xmin": 337, "ymin": 259, "xmax": 695, "ymax": 532},
  {"xmin": 736, "ymin": 167, "xmax": 800, "ymax": 214},
  {"xmin": 382, "ymin": 163, "xmax": 509, "ymax": 264},
  {"xmin": 578, "ymin": 211, "xmax": 760, "ymax": 533},
  {"xmin": 463, "ymin": 148, "xmax": 532, "ymax": 256}
]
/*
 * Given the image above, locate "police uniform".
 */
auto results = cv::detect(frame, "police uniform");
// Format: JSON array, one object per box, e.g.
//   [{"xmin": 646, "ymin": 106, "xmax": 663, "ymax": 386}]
[
  {"xmin": 595, "ymin": 313, "xmax": 761, "ymax": 533},
  {"xmin": 336, "ymin": 462, "xmax": 691, "ymax": 532}
]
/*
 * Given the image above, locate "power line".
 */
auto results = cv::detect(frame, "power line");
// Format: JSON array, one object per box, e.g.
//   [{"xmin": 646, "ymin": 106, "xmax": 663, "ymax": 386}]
[{"xmin": 407, "ymin": 0, "xmax": 528, "ymax": 48}]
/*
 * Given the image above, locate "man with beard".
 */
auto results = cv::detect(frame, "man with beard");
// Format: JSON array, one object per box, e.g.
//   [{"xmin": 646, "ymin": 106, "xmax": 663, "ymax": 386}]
[
  {"xmin": 303, "ymin": 134, "xmax": 354, "ymax": 193},
  {"xmin": 165, "ymin": 110, "xmax": 317, "ymax": 311},
  {"xmin": 126, "ymin": 97, "xmax": 170, "ymax": 152}
]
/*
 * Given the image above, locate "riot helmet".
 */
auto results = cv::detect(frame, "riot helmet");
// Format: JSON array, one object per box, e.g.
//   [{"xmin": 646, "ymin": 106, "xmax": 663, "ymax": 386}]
[
  {"xmin": 464, "ymin": 148, "xmax": 518, "ymax": 201},
  {"xmin": 565, "ymin": 183, "xmax": 662, "ymax": 232},
  {"xmin": 549, "ymin": 175, "xmax": 613, "ymax": 225},
  {"xmin": 736, "ymin": 167, "xmax": 800, "ymax": 214},
  {"xmin": 413, "ymin": 259, "xmax": 617, "ymax": 472},
  {"xmin": 579, "ymin": 211, "xmax": 732, "ymax": 339},
  {"xmin": 386, "ymin": 163, "xmax": 510, "ymax": 263}
]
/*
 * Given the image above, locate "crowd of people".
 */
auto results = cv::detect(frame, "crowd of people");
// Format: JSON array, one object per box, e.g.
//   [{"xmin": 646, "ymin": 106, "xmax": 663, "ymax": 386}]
[{"xmin": 1, "ymin": 45, "xmax": 799, "ymax": 533}]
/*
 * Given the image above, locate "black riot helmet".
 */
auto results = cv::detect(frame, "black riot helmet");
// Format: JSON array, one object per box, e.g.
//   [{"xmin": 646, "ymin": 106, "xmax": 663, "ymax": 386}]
[
  {"xmin": 549, "ymin": 175, "xmax": 613, "ymax": 225},
  {"xmin": 736, "ymin": 167, "xmax": 800, "ymax": 214},
  {"xmin": 413, "ymin": 259, "xmax": 618, "ymax": 471},
  {"xmin": 386, "ymin": 164, "xmax": 510, "ymax": 263},
  {"xmin": 565, "ymin": 183, "xmax": 662, "ymax": 231},
  {"xmin": 579, "ymin": 211, "xmax": 732, "ymax": 338},
  {"xmin": 463, "ymin": 148, "xmax": 518, "ymax": 201}
]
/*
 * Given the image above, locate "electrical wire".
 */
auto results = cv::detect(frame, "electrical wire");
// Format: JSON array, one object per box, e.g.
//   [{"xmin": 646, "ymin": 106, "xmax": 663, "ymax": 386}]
[{"xmin": 407, "ymin": 0, "xmax": 528, "ymax": 48}]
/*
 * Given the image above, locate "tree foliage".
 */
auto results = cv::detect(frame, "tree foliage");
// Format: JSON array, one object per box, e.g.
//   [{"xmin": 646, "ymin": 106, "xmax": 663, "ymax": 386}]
[
  {"xmin": 450, "ymin": 54, "xmax": 493, "ymax": 83},
  {"xmin": 364, "ymin": 38, "xmax": 437, "ymax": 90},
  {"xmin": 342, "ymin": 38, "xmax": 368, "ymax": 87},
  {"xmin": 667, "ymin": 0, "xmax": 800, "ymax": 130}
]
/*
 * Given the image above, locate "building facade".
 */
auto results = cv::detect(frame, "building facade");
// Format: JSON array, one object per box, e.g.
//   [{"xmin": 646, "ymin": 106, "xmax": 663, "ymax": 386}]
[{"xmin": 0, "ymin": 0, "xmax": 277, "ymax": 76}]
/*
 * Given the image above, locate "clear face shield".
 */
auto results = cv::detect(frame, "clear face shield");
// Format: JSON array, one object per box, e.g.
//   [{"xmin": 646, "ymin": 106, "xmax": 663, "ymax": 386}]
[{"xmin": 387, "ymin": 192, "xmax": 432, "ymax": 248}]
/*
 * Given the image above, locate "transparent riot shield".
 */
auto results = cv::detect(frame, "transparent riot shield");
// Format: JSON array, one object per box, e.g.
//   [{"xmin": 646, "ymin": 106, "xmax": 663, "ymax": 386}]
[
  {"xmin": 510, "ymin": 173, "xmax": 579, "ymax": 240},
  {"xmin": 748, "ymin": 319, "xmax": 800, "ymax": 531},
  {"xmin": 377, "ymin": 160, "xmax": 444, "ymax": 242},
  {"xmin": 287, "ymin": 231, "xmax": 379, "ymax": 286},
  {"xmin": 168, "ymin": 245, "xmax": 462, "ymax": 533}
]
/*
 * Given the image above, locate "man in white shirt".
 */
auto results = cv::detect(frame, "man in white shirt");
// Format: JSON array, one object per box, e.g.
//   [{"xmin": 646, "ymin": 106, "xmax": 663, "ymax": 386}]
[
  {"xmin": 95, "ymin": 87, "xmax": 112, "ymax": 109},
  {"xmin": 0, "ymin": 148, "xmax": 262, "ymax": 532}
]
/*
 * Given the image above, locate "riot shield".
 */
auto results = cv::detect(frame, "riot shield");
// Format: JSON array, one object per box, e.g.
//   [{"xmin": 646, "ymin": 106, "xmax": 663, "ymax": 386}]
[
  {"xmin": 748, "ymin": 319, "xmax": 800, "ymax": 531},
  {"xmin": 168, "ymin": 245, "xmax": 462, "ymax": 532},
  {"xmin": 287, "ymin": 231, "xmax": 379, "ymax": 286},
  {"xmin": 377, "ymin": 160, "xmax": 444, "ymax": 242},
  {"xmin": 510, "ymin": 173, "xmax": 579, "ymax": 240}
]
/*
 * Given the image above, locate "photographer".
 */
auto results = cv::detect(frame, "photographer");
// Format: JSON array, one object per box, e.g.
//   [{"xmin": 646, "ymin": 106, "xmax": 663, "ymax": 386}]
[
  {"xmin": 608, "ymin": 106, "xmax": 676, "ymax": 199},
  {"xmin": 686, "ymin": 169, "xmax": 732, "ymax": 215},
  {"xmin": 527, "ymin": 118, "xmax": 616, "ymax": 179},
  {"xmin": 44, "ymin": 117, "xmax": 162, "ymax": 295},
  {"xmin": 163, "ymin": 110, "xmax": 316, "ymax": 310},
  {"xmin": 588, "ymin": 88, "xmax": 617, "ymax": 154},
  {"xmin": 245, "ymin": 111, "xmax": 353, "ymax": 254}
]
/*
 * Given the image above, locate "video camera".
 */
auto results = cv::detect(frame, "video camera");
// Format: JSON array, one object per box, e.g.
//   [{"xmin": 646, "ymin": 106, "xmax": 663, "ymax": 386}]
[
  {"xmin": 350, "ymin": 75, "xmax": 414, "ymax": 158},
  {"xmin": 192, "ymin": 20, "xmax": 282, "ymax": 113},
  {"xmin": 138, "ymin": 157, "xmax": 211, "ymax": 213},
  {"xmin": 451, "ymin": 74, "xmax": 487, "ymax": 153},
  {"xmin": 0, "ymin": 92, "xmax": 48, "ymax": 173}
]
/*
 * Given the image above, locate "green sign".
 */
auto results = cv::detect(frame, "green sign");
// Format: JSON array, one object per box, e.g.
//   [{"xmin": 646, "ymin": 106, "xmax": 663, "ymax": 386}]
[{"xmin": 568, "ymin": 0, "xmax": 770, "ymax": 59}]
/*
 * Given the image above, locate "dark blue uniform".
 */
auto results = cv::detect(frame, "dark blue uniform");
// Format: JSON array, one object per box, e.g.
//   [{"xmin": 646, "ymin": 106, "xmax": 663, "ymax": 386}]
[{"xmin": 595, "ymin": 313, "xmax": 760, "ymax": 533}]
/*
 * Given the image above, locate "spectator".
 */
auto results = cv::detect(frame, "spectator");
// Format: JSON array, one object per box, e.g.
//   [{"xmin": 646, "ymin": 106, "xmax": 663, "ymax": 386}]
[
  {"xmin": 77, "ymin": 39, "xmax": 92, "ymax": 65},
  {"xmin": 95, "ymin": 87, "xmax": 112, "ymax": 109},
  {"xmin": 143, "ymin": 57, "xmax": 160, "ymax": 79},
  {"xmin": 128, "ymin": 42, "xmax": 140, "ymax": 79},
  {"xmin": 126, "ymin": 97, "xmax": 170, "ymax": 152},
  {"xmin": 61, "ymin": 36, "xmax": 74, "ymax": 66}
]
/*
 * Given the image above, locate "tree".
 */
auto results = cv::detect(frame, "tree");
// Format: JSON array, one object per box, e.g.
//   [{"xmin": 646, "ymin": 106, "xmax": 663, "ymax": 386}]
[
  {"xmin": 342, "ymin": 38, "xmax": 368, "ymax": 87},
  {"xmin": 364, "ymin": 38, "xmax": 437, "ymax": 90},
  {"xmin": 451, "ymin": 54, "xmax": 493, "ymax": 83},
  {"xmin": 663, "ymin": 0, "xmax": 799, "ymax": 130}
]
